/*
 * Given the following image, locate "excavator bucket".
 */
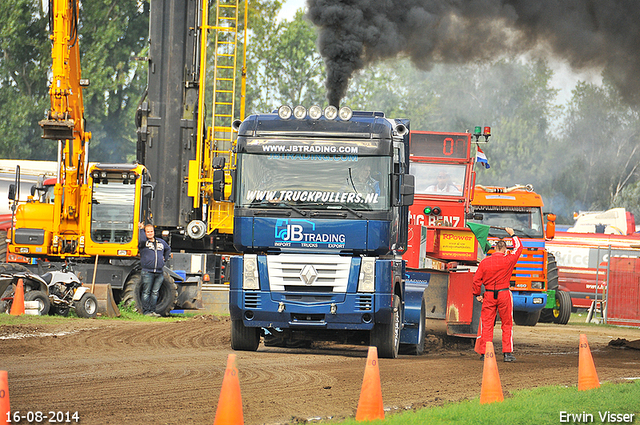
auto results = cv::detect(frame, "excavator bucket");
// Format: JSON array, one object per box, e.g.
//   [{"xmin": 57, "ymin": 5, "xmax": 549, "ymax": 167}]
[{"xmin": 85, "ymin": 284, "xmax": 120, "ymax": 317}]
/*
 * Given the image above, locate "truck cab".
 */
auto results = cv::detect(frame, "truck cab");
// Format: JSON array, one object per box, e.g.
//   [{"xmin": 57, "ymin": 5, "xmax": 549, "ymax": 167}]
[
  {"xmin": 227, "ymin": 106, "xmax": 422, "ymax": 358},
  {"xmin": 469, "ymin": 184, "xmax": 566, "ymax": 325}
]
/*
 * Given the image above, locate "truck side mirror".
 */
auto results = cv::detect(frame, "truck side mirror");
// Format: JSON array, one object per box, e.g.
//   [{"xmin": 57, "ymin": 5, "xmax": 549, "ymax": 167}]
[
  {"xmin": 8, "ymin": 184, "xmax": 16, "ymax": 200},
  {"xmin": 213, "ymin": 169, "xmax": 225, "ymax": 201},
  {"xmin": 401, "ymin": 174, "xmax": 415, "ymax": 206},
  {"xmin": 392, "ymin": 174, "xmax": 415, "ymax": 206},
  {"xmin": 545, "ymin": 213, "xmax": 556, "ymax": 240}
]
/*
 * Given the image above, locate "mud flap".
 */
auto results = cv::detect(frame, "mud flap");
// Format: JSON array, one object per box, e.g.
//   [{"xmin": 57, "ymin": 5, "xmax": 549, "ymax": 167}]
[
  {"xmin": 400, "ymin": 285, "xmax": 427, "ymax": 345},
  {"xmin": 84, "ymin": 283, "xmax": 120, "ymax": 317}
]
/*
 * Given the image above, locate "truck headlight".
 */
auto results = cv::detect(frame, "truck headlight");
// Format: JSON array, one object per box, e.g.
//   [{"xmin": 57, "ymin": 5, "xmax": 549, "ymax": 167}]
[
  {"xmin": 243, "ymin": 254, "xmax": 259, "ymax": 290},
  {"xmin": 533, "ymin": 297, "xmax": 544, "ymax": 304},
  {"xmin": 357, "ymin": 257, "xmax": 375, "ymax": 293},
  {"xmin": 531, "ymin": 281, "xmax": 544, "ymax": 289}
]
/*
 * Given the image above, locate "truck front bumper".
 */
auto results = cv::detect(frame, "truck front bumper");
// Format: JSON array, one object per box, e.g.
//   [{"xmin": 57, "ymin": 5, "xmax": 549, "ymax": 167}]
[
  {"xmin": 511, "ymin": 291, "xmax": 547, "ymax": 313},
  {"xmin": 229, "ymin": 289, "xmax": 393, "ymax": 331}
]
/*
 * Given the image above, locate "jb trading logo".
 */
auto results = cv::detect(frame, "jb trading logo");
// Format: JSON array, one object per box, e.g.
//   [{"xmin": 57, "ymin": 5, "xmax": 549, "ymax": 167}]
[{"xmin": 274, "ymin": 219, "xmax": 346, "ymax": 248}]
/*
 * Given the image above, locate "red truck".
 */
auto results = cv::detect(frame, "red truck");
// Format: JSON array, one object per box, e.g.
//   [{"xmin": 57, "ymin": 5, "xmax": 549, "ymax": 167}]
[{"xmin": 546, "ymin": 208, "xmax": 640, "ymax": 309}]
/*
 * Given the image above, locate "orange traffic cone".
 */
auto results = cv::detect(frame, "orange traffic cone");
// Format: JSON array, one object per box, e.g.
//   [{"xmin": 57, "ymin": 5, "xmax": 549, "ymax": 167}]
[
  {"xmin": 578, "ymin": 334, "xmax": 600, "ymax": 390},
  {"xmin": 213, "ymin": 354, "xmax": 244, "ymax": 425},
  {"xmin": 355, "ymin": 346, "xmax": 384, "ymax": 421},
  {"xmin": 1, "ymin": 370, "xmax": 10, "ymax": 424},
  {"xmin": 479, "ymin": 341, "xmax": 504, "ymax": 404},
  {"xmin": 9, "ymin": 279, "xmax": 25, "ymax": 316}
]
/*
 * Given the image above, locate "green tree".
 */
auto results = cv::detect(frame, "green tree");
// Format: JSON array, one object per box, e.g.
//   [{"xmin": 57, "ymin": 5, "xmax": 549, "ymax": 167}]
[
  {"xmin": 554, "ymin": 80, "xmax": 640, "ymax": 216},
  {"xmin": 246, "ymin": 5, "xmax": 325, "ymax": 114},
  {"xmin": 0, "ymin": 0, "xmax": 52, "ymax": 159},
  {"xmin": 0, "ymin": 0, "xmax": 148, "ymax": 163}
]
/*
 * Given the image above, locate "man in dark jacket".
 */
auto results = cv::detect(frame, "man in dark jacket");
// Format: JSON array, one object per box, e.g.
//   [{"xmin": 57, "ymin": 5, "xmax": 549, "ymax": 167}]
[
  {"xmin": 473, "ymin": 227, "xmax": 523, "ymax": 362},
  {"xmin": 138, "ymin": 223, "xmax": 171, "ymax": 316}
]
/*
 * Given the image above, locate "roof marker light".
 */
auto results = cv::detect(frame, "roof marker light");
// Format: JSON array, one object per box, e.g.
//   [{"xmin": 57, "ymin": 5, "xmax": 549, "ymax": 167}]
[
  {"xmin": 309, "ymin": 105, "xmax": 322, "ymax": 120},
  {"xmin": 293, "ymin": 105, "xmax": 307, "ymax": 119},
  {"xmin": 278, "ymin": 105, "xmax": 292, "ymax": 119},
  {"xmin": 324, "ymin": 105, "xmax": 338, "ymax": 120},
  {"xmin": 338, "ymin": 106, "xmax": 353, "ymax": 121}
]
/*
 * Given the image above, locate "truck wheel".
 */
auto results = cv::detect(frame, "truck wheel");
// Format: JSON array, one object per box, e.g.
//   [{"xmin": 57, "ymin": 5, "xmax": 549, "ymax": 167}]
[
  {"xmin": 553, "ymin": 290, "xmax": 572, "ymax": 325},
  {"xmin": 24, "ymin": 290, "xmax": 50, "ymax": 315},
  {"xmin": 371, "ymin": 294, "xmax": 401, "ymax": 359},
  {"xmin": 513, "ymin": 309, "xmax": 541, "ymax": 326},
  {"xmin": 231, "ymin": 320, "xmax": 260, "ymax": 351},
  {"xmin": 75, "ymin": 293, "xmax": 98, "ymax": 318},
  {"xmin": 539, "ymin": 252, "xmax": 559, "ymax": 322},
  {"xmin": 122, "ymin": 272, "xmax": 178, "ymax": 316}
]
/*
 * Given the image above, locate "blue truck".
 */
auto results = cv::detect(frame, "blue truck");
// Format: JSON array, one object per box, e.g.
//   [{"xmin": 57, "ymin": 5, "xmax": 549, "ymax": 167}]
[{"xmin": 223, "ymin": 105, "xmax": 426, "ymax": 358}]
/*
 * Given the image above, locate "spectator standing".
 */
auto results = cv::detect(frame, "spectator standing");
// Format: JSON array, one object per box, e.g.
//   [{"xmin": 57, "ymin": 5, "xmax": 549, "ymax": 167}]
[{"xmin": 138, "ymin": 223, "xmax": 171, "ymax": 317}]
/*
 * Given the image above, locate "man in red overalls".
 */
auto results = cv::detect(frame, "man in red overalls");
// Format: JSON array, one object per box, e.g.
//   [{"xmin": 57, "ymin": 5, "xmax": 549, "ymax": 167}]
[{"xmin": 473, "ymin": 227, "xmax": 522, "ymax": 362}]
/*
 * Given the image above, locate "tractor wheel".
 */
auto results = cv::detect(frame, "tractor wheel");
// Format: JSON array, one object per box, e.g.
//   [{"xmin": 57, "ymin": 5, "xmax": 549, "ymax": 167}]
[
  {"xmin": 231, "ymin": 320, "xmax": 260, "ymax": 351},
  {"xmin": 553, "ymin": 290, "xmax": 572, "ymax": 325},
  {"xmin": 75, "ymin": 293, "xmax": 98, "ymax": 318},
  {"xmin": 49, "ymin": 305, "xmax": 70, "ymax": 317},
  {"xmin": 371, "ymin": 294, "xmax": 401, "ymax": 359},
  {"xmin": 122, "ymin": 271, "xmax": 177, "ymax": 316},
  {"xmin": 24, "ymin": 290, "xmax": 50, "ymax": 315}
]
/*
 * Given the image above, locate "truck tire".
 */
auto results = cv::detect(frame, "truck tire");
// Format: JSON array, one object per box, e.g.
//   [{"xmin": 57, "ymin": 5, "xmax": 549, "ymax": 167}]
[
  {"xmin": 539, "ymin": 252, "xmax": 559, "ymax": 323},
  {"xmin": 231, "ymin": 320, "xmax": 260, "ymax": 351},
  {"xmin": 371, "ymin": 294, "xmax": 401, "ymax": 359},
  {"xmin": 553, "ymin": 290, "xmax": 572, "ymax": 325},
  {"xmin": 513, "ymin": 309, "xmax": 541, "ymax": 326},
  {"xmin": 75, "ymin": 293, "xmax": 98, "ymax": 318},
  {"xmin": 122, "ymin": 271, "xmax": 178, "ymax": 316},
  {"xmin": 24, "ymin": 290, "xmax": 50, "ymax": 315}
]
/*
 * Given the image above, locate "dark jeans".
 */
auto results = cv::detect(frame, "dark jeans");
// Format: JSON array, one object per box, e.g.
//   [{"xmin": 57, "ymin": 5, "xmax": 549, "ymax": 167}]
[{"xmin": 141, "ymin": 271, "xmax": 164, "ymax": 314}]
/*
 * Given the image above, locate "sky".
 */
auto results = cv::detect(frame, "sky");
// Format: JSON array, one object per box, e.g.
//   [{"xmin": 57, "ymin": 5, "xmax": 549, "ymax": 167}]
[{"xmin": 278, "ymin": 0, "xmax": 602, "ymax": 106}]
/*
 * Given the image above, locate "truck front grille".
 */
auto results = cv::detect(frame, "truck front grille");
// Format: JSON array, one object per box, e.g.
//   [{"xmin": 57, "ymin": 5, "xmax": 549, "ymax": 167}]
[{"xmin": 267, "ymin": 254, "xmax": 351, "ymax": 293}]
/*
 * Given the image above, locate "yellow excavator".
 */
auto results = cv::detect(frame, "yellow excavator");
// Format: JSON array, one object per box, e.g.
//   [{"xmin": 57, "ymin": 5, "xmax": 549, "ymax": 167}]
[{"xmin": 3, "ymin": 0, "xmax": 247, "ymax": 316}]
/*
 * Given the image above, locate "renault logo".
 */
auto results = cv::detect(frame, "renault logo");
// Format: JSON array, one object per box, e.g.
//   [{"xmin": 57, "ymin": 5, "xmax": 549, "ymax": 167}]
[{"xmin": 300, "ymin": 264, "xmax": 318, "ymax": 285}]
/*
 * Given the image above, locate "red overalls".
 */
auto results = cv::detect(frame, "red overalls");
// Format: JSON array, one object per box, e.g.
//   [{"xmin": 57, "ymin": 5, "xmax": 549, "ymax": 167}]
[{"xmin": 473, "ymin": 236, "xmax": 523, "ymax": 354}]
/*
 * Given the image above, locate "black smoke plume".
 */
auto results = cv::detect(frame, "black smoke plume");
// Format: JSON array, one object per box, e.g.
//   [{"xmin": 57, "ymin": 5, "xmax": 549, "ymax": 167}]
[{"xmin": 307, "ymin": 0, "xmax": 640, "ymax": 107}]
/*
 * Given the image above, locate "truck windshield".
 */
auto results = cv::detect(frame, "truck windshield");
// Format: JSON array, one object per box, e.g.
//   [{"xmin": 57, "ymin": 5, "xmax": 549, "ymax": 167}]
[
  {"xmin": 411, "ymin": 163, "xmax": 466, "ymax": 196},
  {"xmin": 90, "ymin": 180, "xmax": 136, "ymax": 243},
  {"xmin": 237, "ymin": 153, "xmax": 390, "ymax": 211},
  {"xmin": 469, "ymin": 206, "xmax": 544, "ymax": 239}
]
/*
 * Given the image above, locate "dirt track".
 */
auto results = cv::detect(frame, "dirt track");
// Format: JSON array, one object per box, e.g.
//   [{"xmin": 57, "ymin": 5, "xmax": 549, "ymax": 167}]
[{"xmin": 1, "ymin": 315, "xmax": 640, "ymax": 425}]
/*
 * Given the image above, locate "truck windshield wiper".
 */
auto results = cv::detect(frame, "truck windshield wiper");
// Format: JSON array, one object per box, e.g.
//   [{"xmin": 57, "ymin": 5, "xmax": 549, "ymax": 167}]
[
  {"xmin": 339, "ymin": 205, "xmax": 363, "ymax": 218},
  {"xmin": 285, "ymin": 205, "xmax": 307, "ymax": 216},
  {"xmin": 511, "ymin": 228, "xmax": 534, "ymax": 238}
]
